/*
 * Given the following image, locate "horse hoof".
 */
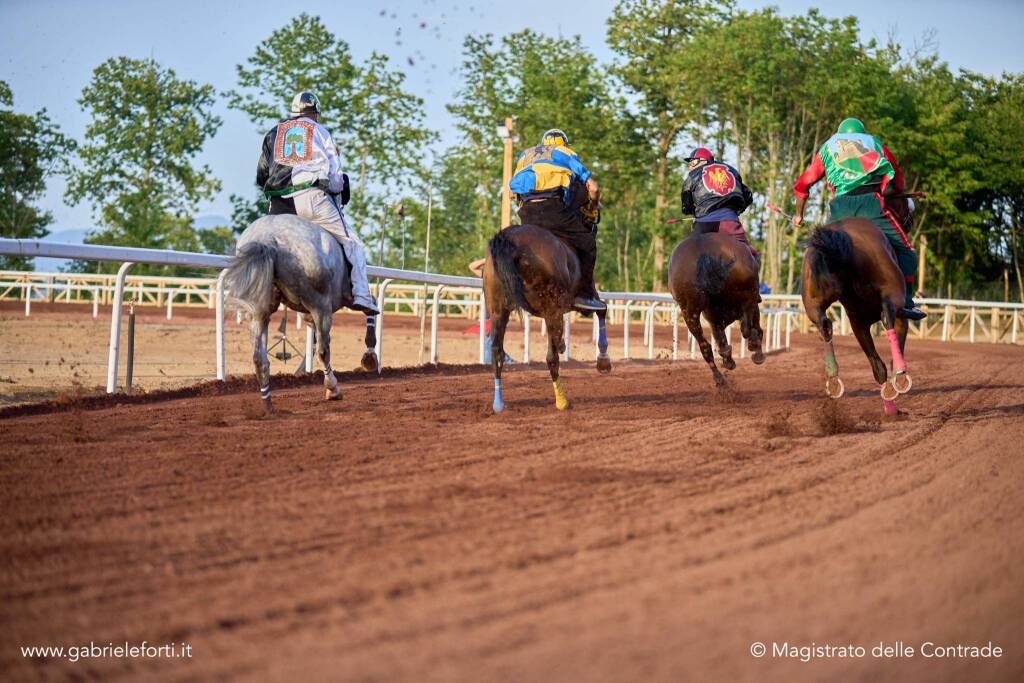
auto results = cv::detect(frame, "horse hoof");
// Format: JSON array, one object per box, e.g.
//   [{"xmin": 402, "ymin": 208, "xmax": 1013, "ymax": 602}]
[
  {"xmin": 751, "ymin": 350, "xmax": 765, "ymax": 365},
  {"xmin": 325, "ymin": 387, "xmax": 342, "ymax": 401},
  {"xmin": 262, "ymin": 398, "xmax": 276, "ymax": 416},
  {"xmin": 826, "ymin": 376, "xmax": 845, "ymax": 399},
  {"xmin": 596, "ymin": 354, "xmax": 612, "ymax": 374},
  {"xmin": 360, "ymin": 351, "xmax": 379, "ymax": 373},
  {"xmin": 493, "ymin": 399, "xmax": 505, "ymax": 413},
  {"xmin": 880, "ymin": 381, "xmax": 899, "ymax": 401},
  {"xmin": 722, "ymin": 357, "xmax": 736, "ymax": 371},
  {"xmin": 892, "ymin": 372, "xmax": 912, "ymax": 394},
  {"xmin": 555, "ymin": 397, "xmax": 570, "ymax": 411}
]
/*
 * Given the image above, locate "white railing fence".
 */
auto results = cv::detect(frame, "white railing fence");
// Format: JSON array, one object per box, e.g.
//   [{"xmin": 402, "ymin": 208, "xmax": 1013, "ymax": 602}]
[{"xmin": 3, "ymin": 239, "xmax": 1020, "ymax": 395}]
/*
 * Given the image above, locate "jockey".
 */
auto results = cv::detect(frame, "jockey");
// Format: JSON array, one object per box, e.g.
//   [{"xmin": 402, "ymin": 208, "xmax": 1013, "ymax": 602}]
[
  {"xmin": 792, "ymin": 117, "xmax": 925, "ymax": 320},
  {"xmin": 509, "ymin": 128, "xmax": 605, "ymax": 312},
  {"xmin": 680, "ymin": 147, "xmax": 757, "ymax": 259},
  {"xmin": 255, "ymin": 91, "xmax": 379, "ymax": 315}
]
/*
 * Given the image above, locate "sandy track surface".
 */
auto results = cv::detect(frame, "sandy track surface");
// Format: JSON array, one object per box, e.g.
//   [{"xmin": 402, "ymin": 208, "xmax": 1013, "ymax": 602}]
[{"xmin": 1, "ymin": 335, "xmax": 1022, "ymax": 682}]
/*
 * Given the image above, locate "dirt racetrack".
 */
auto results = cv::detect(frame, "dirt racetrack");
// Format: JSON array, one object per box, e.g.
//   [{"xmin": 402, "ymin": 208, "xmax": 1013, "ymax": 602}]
[{"xmin": 1, "ymin": 334, "xmax": 1023, "ymax": 682}]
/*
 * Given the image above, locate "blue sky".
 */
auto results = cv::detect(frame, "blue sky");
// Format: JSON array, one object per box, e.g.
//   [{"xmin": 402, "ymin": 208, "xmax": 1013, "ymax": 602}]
[{"xmin": 2, "ymin": 0, "xmax": 1022, "ymax": 233}]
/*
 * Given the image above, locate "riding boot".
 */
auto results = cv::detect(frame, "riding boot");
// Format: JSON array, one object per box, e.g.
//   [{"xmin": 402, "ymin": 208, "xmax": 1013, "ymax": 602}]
[
  {"xmin": 574, "ymin": 236, "xmax": 606, "ymax": 312},
  {"xmin": 900, "ymin": 278, "xmax": 927, "ymax": 320},
  {"xmin": 338, "ymin": 237, "xmax": 380, "ymax": 316}
]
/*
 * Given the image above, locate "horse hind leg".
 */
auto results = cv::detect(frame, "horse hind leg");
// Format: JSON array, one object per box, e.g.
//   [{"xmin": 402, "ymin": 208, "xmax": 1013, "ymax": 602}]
[
  {"xmin": 880, "ymin": 298, "xmax": 911, "ymax": 398},
  {"xmin": 808, "ymin": 302, "xmax": 844, "ymax": 398},
  {"xmin": 312, "ymin": 308, "xmax": 341, "ymax": 401},
  {"xmin": 250, "ymin": 313, "xmax": 274, "ymax": 414},
  {"xmin": 685, "ymin": 312, "xmax": 724, "ymax": 387},
  {"xmin": 361, "ymin": 315, "xmax": 379, "ymax": 372},
  {"xmin": 491, "ymin": 309, "xmax": 511, "ymax": 412},
  {"xmin": 742, "ymin": 303, "xmax": 766, "ymax": 365},
  {"xmin": 710, "ymin": 320, "xmax": 736, "ymax": 371},
  {"xmin": 546, "ymin": 316, "xmax": 569, "ymax": 410},
  {"xmin": 595, "ymin": 308, "xmax": 612, "ymax": 374}
]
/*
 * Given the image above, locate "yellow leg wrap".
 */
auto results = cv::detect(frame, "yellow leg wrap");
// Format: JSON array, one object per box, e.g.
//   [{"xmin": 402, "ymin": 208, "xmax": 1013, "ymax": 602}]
[{"xmin": 552, "ymin": 379, "xmax": 569, "ymax": 411}]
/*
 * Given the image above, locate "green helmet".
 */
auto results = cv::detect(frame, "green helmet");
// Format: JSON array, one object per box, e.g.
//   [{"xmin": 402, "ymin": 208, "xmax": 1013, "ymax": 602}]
[{"xmin": 837, "ymin": 118, "xmax": 866, "ymax": 135}]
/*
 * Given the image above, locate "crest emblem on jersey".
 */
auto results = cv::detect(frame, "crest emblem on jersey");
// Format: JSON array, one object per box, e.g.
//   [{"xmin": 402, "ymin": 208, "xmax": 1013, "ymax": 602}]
[
  {"xmin": 826, "ymin": 133, "xmax": 882, "ymax": 177},
  {"xmin": 274, "ymin": 120, "xmax": 315, "ymax": 166},
  {"xmin": 701, "ymin": 164, "xmax": 736, "ymax": 196}
]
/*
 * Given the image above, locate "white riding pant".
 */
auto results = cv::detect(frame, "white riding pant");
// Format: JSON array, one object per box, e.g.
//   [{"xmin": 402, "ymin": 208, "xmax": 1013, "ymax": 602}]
[{"xmin": 292, "ymin": 189, "xmax": 374, "ymax": 307}]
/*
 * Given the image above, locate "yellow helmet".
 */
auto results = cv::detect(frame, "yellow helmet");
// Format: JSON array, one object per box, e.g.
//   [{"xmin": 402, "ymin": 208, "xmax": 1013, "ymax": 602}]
[{"xmin": 541, "ymin": 129, "xmax": 569, "ymax": 146}]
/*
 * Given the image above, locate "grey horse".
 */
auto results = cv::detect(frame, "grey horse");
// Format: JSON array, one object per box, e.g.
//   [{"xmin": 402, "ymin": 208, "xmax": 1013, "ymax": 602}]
[{"xmin": 224, "ymin": 214, "xmax": 378, "ymax": 412}]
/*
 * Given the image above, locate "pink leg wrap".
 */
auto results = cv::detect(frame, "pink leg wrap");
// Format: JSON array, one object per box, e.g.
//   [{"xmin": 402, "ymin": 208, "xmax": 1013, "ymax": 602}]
[
  {"xmin": 886, "ymin": 328, "xmax": 907, "ymax": 373},
  {"xmin": 882, "ymin": 396, "xmax": 899, "ymax": 415}
]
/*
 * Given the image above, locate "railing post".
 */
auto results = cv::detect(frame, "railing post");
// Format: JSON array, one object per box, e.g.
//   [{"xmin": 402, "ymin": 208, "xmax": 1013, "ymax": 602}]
[
  {"xmin": 479, "ymin": 290, "xmax": 487, "ymax": 364},
  {"xmin": 24, "ymin": 283, "xmax": 31, "ymax": 317},
  {"xmin": 430, "ymin": 285, "xmax": 444, "ymax": 364},
  {"xmin": 647, "ymin": 303, "xmax": 656, "ymax": 359},
  {"xmin": 622, "ymin": 301, "xmax": 630, "ymax": 359},
  {"xmin": 106, "ymin": 262, "xmax": 134, "ymax": 393},
  {"xmin": 216, "ymin": 271, "xmax": 226, "ymax": 381},
  {"xmin": 374, "ymin": 278, "xmax": 393, "ymax": 373},
  {"xmin": 672, "ymin": 306, "xmax": 679, "ymax": 361},
  {"xmin": 523, "ymin": 312, "xmax": 531, "ymax": 364}
]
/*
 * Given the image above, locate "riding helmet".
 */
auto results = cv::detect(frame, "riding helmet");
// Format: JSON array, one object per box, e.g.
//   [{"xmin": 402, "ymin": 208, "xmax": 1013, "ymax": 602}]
[
  {"xmin": 685, "ymin": 147, "xmax": 714, "ymax": 163},
  {"xmin": 541, "ymin": 129, "xmax": 570, "ymax": 146},
  {"xmin": 837, "ymin": 117, "xmax": 866, "ymax": 135},
  {"xmin": 289, "ymin": 91, "xmax": 321, "ymax": 119}
]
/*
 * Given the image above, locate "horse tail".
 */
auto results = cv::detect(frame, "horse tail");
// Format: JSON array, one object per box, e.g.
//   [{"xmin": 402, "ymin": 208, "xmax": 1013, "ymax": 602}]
[
  {"xmin": 804, "ymin": 226, "xmax": 853, "ymax": 292},
  {"xmin": 224, "ymin": 242, "xmax": 276, "ymax": 316},
  {"xmin": 488, "ymin": 230, "xmax": 530, "ymax": 312},
  {"xmin": 695, "ymin": 253, "xmax": 735, "ymax": 297}
]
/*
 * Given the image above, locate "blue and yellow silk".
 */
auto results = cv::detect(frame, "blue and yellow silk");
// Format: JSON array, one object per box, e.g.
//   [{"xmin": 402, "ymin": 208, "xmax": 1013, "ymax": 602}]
[{"xmin": 509, "ymin": 144, "xmax": 591, "ymax": 201}]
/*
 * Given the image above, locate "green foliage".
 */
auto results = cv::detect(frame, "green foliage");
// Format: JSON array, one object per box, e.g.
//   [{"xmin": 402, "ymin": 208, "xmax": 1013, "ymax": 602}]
[
  {"xmin": 0, "ymin": 80, "xmax": 76, "ymax": 269},
  {"xmin": 65, "ymin": 57, "xmax": 222, "ymax": 274}
]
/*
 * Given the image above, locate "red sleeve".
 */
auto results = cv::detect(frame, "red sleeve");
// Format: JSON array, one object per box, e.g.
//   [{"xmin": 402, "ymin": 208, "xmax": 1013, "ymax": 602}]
[
  {"xmin": 881, "ymin": 145, "xmax": 905, "ymax": 193},
  {"xmin": 793, "ymin": 152, "xmax": 824, "ymax": 199}
]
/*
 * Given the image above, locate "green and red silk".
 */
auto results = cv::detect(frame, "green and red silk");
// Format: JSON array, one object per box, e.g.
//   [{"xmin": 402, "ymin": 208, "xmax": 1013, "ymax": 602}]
[{"xmin": 818, "ymin": 133, "xmax": 894, "ymax": 197}]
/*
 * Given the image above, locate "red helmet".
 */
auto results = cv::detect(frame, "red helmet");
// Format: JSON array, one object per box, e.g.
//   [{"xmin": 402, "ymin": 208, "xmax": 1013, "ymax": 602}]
[{"xmin": 686, "ymin": 147, "xmax": 714, "ymax": 163}]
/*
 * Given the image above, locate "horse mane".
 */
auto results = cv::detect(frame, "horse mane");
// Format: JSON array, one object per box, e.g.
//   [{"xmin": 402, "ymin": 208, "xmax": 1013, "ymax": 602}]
[{"xmin": 695, "ymin": 253, "xmax": 735, "ymax": 296}]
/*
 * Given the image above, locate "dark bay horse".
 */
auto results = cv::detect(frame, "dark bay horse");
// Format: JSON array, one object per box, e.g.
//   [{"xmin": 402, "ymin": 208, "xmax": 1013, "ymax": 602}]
[
  {"xmin": 483, "ymin": 224, "xmax": 611, "ymax": 412},
  {"xmin": 801, "ymin": 217, "xmax": 912, "ymax": 414},
  {"xmin": 668, "ymin": 233, "xmax": 765, "ymax": 387},
  {"xmin": 225, "ymin": 215, "xmax": 378, "ymax": 413}
]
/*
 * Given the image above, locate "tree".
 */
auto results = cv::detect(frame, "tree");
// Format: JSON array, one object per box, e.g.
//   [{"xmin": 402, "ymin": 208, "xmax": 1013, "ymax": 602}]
[
  {"xmin": 0, "ymin": 80, "xmax": 76, "ymax": 270},
  {"xmin": 65, "ymin": 57, "xmax": 223, "ymax": 272},
  {"xmin": 607, "ymin": 0, "xmax": 732, "ymax": 289}
]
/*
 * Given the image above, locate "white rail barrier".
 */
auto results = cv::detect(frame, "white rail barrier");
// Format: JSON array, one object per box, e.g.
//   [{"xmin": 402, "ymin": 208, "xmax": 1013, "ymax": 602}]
[{"xmin": 5, "ymin": 238, "xmax": 1017, "ymax": 396}]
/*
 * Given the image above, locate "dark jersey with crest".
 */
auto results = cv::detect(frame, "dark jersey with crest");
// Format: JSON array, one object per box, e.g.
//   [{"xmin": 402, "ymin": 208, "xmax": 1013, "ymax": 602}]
[{"xmin": 681, "ymin": 162, "xmax": 753, "ymax": 219}]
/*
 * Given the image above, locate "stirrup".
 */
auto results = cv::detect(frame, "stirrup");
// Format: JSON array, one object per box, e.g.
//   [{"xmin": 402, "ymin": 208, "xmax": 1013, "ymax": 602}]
[
  {"xmin": 573, "ymin": 297, "xmax": 606, "ymax": 312},
  {"xmin": 351, "ymin": 299, "xmax": 380, "ymax": 316}
]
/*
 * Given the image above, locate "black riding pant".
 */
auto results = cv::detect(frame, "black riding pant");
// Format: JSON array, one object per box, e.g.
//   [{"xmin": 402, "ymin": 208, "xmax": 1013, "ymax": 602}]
[{"xmin": 516, "ymin": 191, "xmax": 599, "ymax": 299}]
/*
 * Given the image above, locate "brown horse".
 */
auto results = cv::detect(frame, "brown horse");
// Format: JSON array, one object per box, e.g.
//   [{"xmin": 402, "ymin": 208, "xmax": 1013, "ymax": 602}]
[
  {"xmin": 483, "ymin": 224, "xmax": 611, "ymax": 412},
  {"xmin": 668, "ymin": 232, "xmax": 765, "ymax": 386},
  {"xmin": 801, "ymin": 218, "xmax": 912, "ymax": 414}
]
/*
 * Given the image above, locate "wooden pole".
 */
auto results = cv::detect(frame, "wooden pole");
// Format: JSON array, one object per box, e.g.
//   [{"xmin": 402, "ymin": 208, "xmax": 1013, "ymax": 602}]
[{"xmin": 500, "ymin": 117, "xmax": 515, "ymax": 229}]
